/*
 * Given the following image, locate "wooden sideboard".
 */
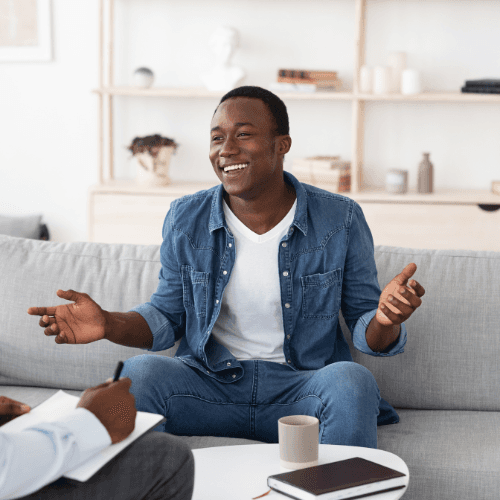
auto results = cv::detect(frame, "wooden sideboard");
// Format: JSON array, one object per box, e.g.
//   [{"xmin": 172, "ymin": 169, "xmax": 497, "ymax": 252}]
[{"xmin": 88, "ymin": 181, "xmax": 500, "ymax": 251}]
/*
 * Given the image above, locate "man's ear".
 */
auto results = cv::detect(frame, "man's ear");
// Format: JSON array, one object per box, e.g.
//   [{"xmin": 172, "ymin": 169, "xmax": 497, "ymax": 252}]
[{"xmin": 277, "ymin": 135, "xmax": 292, "ymax": 156}]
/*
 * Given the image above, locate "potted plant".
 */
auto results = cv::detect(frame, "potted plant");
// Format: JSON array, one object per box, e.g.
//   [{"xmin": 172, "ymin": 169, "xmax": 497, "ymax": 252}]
[{"xmin": 128, "ymin": 134, "xmax": 178, "ymax": 186}]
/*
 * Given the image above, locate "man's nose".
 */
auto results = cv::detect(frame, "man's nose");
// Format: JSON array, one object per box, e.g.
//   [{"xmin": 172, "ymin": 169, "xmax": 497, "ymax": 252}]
[{"xmin": 219, "ymin": 136, "xmax": 239, "ymax": 156}]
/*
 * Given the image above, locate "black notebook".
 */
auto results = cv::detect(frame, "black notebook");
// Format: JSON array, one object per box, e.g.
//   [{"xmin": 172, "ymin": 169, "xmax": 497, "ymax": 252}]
[{"xmin": 267, "ymin": 457, "xmax": 407, "ymax": 500}]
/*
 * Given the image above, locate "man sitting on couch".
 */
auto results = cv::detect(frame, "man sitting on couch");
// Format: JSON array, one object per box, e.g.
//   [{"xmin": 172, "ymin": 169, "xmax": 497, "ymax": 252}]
[
  {"xmin": 0, "ymin": 379, "xmax": 194, "ymax": 500},
  {"xmin": 28, "ymin": 86, "xmax": 425, "ymax": 450}
]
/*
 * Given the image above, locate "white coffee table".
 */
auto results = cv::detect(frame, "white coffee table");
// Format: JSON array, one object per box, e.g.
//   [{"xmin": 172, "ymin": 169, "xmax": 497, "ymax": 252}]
[{"xmin": 192, "ymin": 443, "xmax": 409, "ymax": 500}]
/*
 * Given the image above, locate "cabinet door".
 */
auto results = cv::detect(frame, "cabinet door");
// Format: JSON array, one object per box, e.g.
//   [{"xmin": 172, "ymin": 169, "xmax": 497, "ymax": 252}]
[
  {"xmin": 90, "ymin": 193, "xmax": 178, "ymax": 245},
  {"xmin": 359, "ymin": 203, "xmax": 500, "ymax": 252}
]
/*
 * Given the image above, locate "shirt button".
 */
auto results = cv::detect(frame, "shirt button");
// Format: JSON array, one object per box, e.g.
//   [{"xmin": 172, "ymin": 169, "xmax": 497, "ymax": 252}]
[
  {"xmin": 282, "ymin": 242, "xmax": 287, "ymax": 247},
  {"xmin": 223, "ymin": 270, "xmax": 227, "ymax": 275},
  {"xmin": 216, "ymin": 300, "xmax": 219, "ymax": 304},
  {"xmin": 227, "ymin": 362, "xmax": 231, "ymax": 366},
  {"xmin": 232, "ymin": 374, "xmax": 236, "ymax": 378},
  {"xmin": 207, "ymin": 370, "xmax": 210, "ymax": 374},
  {"xmin": 287, "ymin": 360, "xmax": 291, "ymax": 364},
  {"xmin": 229, "ymin": 243, "xmax": 232, "ymax": 247},
  {"xmin": 283, "ymin": 271, "xmax": 289, "ymax": 277},
  {"xmin": 289, "ymin": 227, "xmax": 294, "ymax": 233},
  {"xmin": 285, "ymin": 303, "xmax": 290, "ymax": 308},
  {"xmin": 286, "ymin": 335, "xmax": 290, "ymax": 340}
]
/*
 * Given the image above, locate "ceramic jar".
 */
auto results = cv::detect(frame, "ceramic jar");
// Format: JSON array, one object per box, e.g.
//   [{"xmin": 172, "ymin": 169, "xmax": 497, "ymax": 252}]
[
  {"xmin": 386, "ymin": 169, "xmax": 408, "ymax": 194},
  {"xmin": 418, "ymin": 153, "xmax": 434, "ymax": 193}
]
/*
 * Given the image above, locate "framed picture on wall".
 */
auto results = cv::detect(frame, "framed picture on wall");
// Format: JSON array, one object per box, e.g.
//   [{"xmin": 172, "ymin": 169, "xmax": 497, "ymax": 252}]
[{"xmin": 0, "ymin": 0, "xmax": 52, "ymax": 62}]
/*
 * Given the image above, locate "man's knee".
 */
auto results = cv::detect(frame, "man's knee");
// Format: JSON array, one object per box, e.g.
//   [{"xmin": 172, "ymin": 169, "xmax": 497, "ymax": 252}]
[
  {"xmin": 320, "ymin": 362, "xmax": 379, "ymax": 398},
  {"xmin": 121, "ymin": 354, "xmax": 174, "ymax": 385}
]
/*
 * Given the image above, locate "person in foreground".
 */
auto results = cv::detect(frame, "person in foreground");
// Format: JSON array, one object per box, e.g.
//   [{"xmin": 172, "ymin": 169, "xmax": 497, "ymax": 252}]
[
  {"xmin": 0, "ymin": 379, "xmax": 194, "ymax": 500},
  {"xmin": 28, "ymin": 86, "xmax": 425, "ymax": 450}
]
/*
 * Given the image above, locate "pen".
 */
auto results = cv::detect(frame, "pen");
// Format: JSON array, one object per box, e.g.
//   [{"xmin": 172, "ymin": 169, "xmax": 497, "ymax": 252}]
[{"xmin": 113, "ymin": 361, "xmax": 124, "ymax": 382}]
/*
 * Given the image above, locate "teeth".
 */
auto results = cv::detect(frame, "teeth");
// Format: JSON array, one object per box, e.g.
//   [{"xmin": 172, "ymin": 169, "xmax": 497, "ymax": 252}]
[{"xmin": 223, "ymin": 163, "xmax": 248, "ymax": 172}]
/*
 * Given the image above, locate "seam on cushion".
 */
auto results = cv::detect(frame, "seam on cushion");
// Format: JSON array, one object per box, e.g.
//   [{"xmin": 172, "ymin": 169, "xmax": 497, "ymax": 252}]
[
  {"xmin": 376, "ymin": 249, "xmax": 500, "ymax": 260},
  {"xmin": 14, "ymin": 249, "xmax": 161, "ymax": 264}
]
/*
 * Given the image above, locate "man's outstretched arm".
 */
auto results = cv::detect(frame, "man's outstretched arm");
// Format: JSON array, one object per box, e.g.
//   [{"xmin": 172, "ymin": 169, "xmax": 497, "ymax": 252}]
[
  {"xmin": 28, "ymin": 290, "xmax": 153, "ymax": 349},
  {"xmin": 104, "ymin": 311, "xmax": 153, "ymax": 349}
]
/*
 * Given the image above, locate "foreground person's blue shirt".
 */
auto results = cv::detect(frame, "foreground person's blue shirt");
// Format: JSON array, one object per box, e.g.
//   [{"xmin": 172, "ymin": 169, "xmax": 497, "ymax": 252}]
[{"xmin": 131, "ymin": 171, "xmax": 407, "ymax": 426}]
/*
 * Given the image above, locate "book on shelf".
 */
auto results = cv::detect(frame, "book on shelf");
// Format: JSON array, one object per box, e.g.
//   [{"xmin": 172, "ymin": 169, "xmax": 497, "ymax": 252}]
[
  {"xmin": 275, "ymin": 69, "xmax": 343, "ymax": 91},
  {"xmin": 291, "ymin": 157, "xmax": 351, "ymax": 192},
  {"xmin": 269, "ymin": 82, "xmax": 342, "ymax": 93},
  {"xmin": 278, "ymin": 69, "xmax": 338, "ymax": 82},
  {"xmin": 464, "ymin": 79, "xmax": 500, "ymax": 88},
  {"xmin": 267, "ymin": 456, "xmax": 407, "ymax": 500},
  {"xmin": 461, "ymin": 86, "xmax": 500, "ymax": 94}
]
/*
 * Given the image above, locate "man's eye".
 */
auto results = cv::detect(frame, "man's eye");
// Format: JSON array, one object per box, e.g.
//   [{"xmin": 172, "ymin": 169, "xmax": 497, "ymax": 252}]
[
  {"xmin": 239, "ymin": 133, "xmax": 250, "ymax": 137},
  {"xmin": 212, "ymin": 136, "xmax": 222, "ymax": 141}
]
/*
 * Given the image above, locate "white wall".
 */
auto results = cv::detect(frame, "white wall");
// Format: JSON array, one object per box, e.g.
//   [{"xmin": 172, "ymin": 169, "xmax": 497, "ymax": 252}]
[{"xmin": 1, "ymin": 0, "xmax": 499, "ymax": 242}]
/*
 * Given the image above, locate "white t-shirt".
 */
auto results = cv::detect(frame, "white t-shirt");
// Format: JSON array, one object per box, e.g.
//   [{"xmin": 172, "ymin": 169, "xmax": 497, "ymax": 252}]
[{"xmin": 211, "ymin": 197, "xmax": 297, "ymax": 364}]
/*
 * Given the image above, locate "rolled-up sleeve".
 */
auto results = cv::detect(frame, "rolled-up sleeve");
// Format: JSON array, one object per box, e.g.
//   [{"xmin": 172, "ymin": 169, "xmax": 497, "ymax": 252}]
[
  {"xmin": 352, "ymin": 308, "xmax": 407, "ymax": 356},
  {"xmin": 341, "ymin": 202, "xmax": 407, "ymax": 357},
  {"xmin": 129, "ymin": 201, "xmax": 186, "ymax": 352}
]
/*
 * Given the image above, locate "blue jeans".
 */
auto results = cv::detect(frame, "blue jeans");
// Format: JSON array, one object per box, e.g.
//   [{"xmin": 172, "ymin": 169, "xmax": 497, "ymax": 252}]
[{"xmin": 121, "ymin": 356, "xmax": 381, "ymax": 449}]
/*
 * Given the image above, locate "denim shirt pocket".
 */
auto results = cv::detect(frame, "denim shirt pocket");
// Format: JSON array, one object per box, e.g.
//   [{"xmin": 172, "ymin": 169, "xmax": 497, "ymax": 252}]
[
  {"xmin": 181, "ymin": 265, "xmax": 210, "ymax": 318},
  {"xmin": 300, "ymin": 268, "xmax": 342, "ymax": 320}
]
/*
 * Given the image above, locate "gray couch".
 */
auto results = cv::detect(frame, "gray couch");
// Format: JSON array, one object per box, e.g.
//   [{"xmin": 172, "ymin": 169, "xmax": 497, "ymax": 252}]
[{"xmin": 1, "ymin": 234, "xmax": 499, "ymax": 499}]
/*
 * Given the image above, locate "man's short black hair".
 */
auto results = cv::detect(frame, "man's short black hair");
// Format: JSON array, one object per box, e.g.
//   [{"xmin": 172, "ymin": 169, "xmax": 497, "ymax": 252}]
[{"xmin": 216, "ymin": 86, "xmax": 290, "ymax": 136}]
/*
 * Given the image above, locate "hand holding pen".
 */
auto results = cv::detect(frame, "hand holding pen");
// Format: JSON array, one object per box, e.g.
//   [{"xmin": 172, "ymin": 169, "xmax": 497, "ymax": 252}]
[{"xmin": 77, "ymin": 361, "xmax": 136, "ymax": 444}]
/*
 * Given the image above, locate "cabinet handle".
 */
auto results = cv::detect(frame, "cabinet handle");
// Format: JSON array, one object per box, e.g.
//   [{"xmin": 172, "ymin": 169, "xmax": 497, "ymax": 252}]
[{"xmin": 478, "ymin": 204, "xmax": 500, "ymax": 212}]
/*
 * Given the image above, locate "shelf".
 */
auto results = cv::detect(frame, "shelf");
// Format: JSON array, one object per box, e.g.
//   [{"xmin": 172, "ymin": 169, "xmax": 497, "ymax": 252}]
[
  {"xmin": 345, "ymin": 187, "xmax": 500, "ymax": 205},
  {"xmin": 93, "ymin": 87, "xmax": 500, "ymax": 103},
  {"xmin": 89, "ymin": 180, "xmax": 219, "ymax": 196},
  {"xmin": 90, "ymin": 181, "xmax": 500, "ymax": 206},
  {"xmin": 358, "ymin": 91, "xmax": 500, "ymax": 103},
  {"xmin": 93, "ymin": 86, "xmax": 354, "ymax": 100}
]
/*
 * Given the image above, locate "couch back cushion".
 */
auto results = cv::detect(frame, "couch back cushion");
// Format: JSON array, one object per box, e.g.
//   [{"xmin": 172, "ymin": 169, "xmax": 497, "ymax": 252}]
[
  {"xmin": 0, "ymin": 235, "xmax": 179, "ymax": 391},
  {"xmin": 1, "ymin": 236, "xmax": 499, "ymax": 410},
  {"xmin": 342, "ymin": 245, "xmax": 500, "ymax": 411}
]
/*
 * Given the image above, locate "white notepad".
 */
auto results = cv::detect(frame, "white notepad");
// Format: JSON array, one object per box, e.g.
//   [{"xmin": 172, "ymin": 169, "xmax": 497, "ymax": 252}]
[{"xmin": 1, "ymin": 390, "xmax": 165, "ymax": 482}]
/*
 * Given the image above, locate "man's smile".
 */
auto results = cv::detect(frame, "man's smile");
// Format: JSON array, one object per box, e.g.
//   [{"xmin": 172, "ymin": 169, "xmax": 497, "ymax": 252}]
[{"xmin": 220, "ymin": 162, "xmax": 249, "ymax": 173}]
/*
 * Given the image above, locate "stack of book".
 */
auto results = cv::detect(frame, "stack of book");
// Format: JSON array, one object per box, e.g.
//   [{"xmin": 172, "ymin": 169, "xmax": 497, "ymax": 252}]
[
  {"xmin": 291, "ymin": 156, "xmax": 350, "ymax": 192},
  {"xmin": 269, "ymin": 69, "xmax": 342, "ymax": 93},
  {"xmin": 461, "ymin": 79, "xmax": 500, "ymax": 94}
]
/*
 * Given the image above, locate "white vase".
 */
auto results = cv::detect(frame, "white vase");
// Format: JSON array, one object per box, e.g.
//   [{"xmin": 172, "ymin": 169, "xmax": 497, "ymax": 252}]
[
  {"xmin": 373, "ymin": 66, "xmax": 390, "ymax": 95},
  {"xmin": 359, "ymin": 66, "xmax": 373, "ymax": 93},
  {"xmin": 401, "ymin": 69, "xmax": 422, "ymax": 95},
  {"xmin": 135, "ymin": 146, "xmax": 174, "ymax": 186},
  {"xmin": 387, "ymin": 52, "xmax": 406, "ymax": 93}
]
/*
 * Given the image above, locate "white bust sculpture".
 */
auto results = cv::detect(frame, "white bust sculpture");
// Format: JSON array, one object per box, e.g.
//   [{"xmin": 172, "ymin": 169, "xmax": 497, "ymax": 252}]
[{"xmin": 201, "ymin": 26, "xmax": 245, "ymax": 91}]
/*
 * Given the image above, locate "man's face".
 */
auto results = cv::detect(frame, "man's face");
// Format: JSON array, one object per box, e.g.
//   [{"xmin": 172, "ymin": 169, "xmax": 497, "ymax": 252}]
[{"xmin": 209, "ymin": 97, "xmax": 288, "ymax": 200}]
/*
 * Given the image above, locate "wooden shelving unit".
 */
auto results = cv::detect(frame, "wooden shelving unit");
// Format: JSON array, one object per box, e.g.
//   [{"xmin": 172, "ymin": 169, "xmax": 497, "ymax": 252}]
[{"xmin": 90, "ymin": 0, "xmax": 500, "ymax": 250}]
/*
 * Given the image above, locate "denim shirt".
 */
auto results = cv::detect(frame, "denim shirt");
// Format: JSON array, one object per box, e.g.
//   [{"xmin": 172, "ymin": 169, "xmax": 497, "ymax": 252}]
[{"xmin": 131, "ymin": 171, "xmax": 407, "ymax": 423}]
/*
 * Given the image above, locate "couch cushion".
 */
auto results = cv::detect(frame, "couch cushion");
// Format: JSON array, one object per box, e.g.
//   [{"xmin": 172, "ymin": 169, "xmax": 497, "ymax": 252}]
[
  {"xmin": 0, "ymin": 235, "xmax": 178, "ymax": 391},
  {"xmin": 342, "ymin": 245, "xmax": 500, "ymax": 411},
  {"xmin": 377, "ymin": 409, "xmax": 500, "ymax": 500},
  {"xmin": 0, "ymin": 214, "xmax": 42, "ymax": 239}
]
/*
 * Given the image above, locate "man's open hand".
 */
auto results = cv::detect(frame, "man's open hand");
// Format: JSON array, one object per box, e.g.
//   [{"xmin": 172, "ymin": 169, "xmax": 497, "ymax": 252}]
[
  {"xmin": 0, "ymin": 396, "xmax": 30, "ymax": 427},
  {"xmin": 27, "ymin": 289, "xmax": 107, "ymax": 344},
  {"xmin": 377, "ymin": 263, "xmax": 425, "ymax": 327}
]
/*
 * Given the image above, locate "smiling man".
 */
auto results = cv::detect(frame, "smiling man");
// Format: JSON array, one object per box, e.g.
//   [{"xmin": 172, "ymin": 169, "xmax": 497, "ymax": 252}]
[{"xmin": 30, "ymin": 86, "xmax": 425, "ymax": 449}]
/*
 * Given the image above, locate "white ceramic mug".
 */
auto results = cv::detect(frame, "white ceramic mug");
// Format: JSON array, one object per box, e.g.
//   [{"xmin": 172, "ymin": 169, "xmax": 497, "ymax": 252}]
[{"xmin": 278, "ymin": 415, "xmax": 319, "ymax": 469}]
